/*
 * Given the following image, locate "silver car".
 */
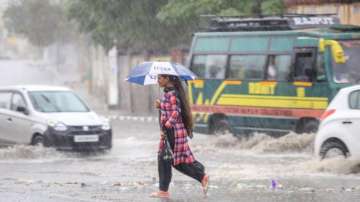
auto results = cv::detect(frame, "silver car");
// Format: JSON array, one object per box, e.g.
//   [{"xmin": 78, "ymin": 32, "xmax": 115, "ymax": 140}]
[{"xmin": 0, "ymin": 85, "xmax": 112, "ymax": 151}]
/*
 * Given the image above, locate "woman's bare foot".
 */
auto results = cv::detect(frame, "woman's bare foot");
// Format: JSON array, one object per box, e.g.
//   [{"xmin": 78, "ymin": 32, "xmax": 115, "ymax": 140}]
[
  {"xmin": 201, "ymin": 174, "xmax": 209, "ymax": 195},
  {"xmin": 150, "ymin": 191, "xmax": 170, "ymax": 198}
]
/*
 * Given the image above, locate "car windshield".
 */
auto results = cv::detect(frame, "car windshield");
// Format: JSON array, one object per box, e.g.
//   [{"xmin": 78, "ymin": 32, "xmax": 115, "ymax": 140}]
[
  {"xmin": 332, "ymin": 40, "xmax": 360, "ymax": 83},
  {"xmin": 29, "ymin": 91, "xmax": 89, "ymax": 113}
]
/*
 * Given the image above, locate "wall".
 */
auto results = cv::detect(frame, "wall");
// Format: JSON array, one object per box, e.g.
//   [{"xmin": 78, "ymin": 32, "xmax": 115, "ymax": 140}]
[{"xmin": 83, "ymin": 46, "xmax": 188, "ymax": 115}]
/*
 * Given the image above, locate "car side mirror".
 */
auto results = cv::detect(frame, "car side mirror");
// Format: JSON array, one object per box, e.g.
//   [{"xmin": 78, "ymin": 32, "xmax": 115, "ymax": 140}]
[{"xmin": 17, "ymin": 106, "xmax": 29, "ymax": 115}]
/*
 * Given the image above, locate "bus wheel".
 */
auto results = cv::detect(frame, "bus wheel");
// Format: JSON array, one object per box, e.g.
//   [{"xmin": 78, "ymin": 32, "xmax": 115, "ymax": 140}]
[
  {"xmin": 210, "ymin": 119, "xmax": 231, "ymax": 135},
  {"xmin": 32, "ymin": 135, "xmax": 45, "ymax": 147},
  {"xmin": 297, "ymin": 119, "xmax": 319, "ymax": 134}
]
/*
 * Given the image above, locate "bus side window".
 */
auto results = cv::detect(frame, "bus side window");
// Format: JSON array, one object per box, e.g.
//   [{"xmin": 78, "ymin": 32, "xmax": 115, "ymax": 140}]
[
  {"xmin": 266, "ymin": 55, "xmax": 291, "ymax": 81},
  {"xmin": 190, "ymin": 55, "xmax": 206, "ymax": 78},
  {"xmin": 205, "ymin": 55, "xmax": 227, "ymax": 79},
  {"xmin": 190, "ymin": 55, "xmax": 227, "ymax": 79},
  {"xmin": 293, "ymin": 51, "xmax": 316, "ymax": 82},
  {"xmin": 229, "ymin": 55, "xmax": 266, "ymax": 80}
]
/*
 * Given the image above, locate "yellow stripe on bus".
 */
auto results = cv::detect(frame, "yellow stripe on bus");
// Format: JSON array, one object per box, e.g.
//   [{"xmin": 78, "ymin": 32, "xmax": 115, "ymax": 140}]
[
  {"xmin": 224, "ymin": 80, "xmax": 242, "ymax": 85},
  {"xmin": 188, "ymin": 80, "xmax": 204, "ymax": 88},
  {"xmin": 293, "ymin": 81, "xmax": 313, "ymax": 87},
  {"xmin": 210, "ymin": 80, "xmax": 242, "ymax": 105},
  {"xmin": 217, "ymin": 94, "xmax": 328, "ymax": 109}
]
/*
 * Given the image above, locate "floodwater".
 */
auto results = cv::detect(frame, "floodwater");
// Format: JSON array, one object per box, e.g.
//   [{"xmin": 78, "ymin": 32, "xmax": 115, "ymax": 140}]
[
  {"xmin": 1, "ymin": 60, "xmax": 360, "ymax": 201},
  {"xmin": 0, "ymin": 119, "xmax": 360, "ymax": 202}
]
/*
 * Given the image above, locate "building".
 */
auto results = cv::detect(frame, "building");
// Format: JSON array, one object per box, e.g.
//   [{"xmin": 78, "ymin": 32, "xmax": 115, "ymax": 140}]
[
  {"xmin": 285, "ymin": 0, "xmax": 360, "ymax": 25},
  {"xmin": 0, "ymin": 0, "xmax": 8, "ymax": 57}
]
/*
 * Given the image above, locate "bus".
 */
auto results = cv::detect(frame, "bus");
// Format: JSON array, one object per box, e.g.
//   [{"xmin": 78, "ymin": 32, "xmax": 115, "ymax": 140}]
[{"xmin": 187, "ymin": 14, "xmax": 360, "ymax": 136}]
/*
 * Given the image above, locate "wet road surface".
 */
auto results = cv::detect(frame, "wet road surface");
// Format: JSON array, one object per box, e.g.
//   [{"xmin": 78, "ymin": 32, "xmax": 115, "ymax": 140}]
[
  {"xmin": 1, "ymin": 119, "xmax": 360, "ymax": 202},
  {"xmin": 0, "ymin": 60, "xmax": 360, "ymax": 201}
]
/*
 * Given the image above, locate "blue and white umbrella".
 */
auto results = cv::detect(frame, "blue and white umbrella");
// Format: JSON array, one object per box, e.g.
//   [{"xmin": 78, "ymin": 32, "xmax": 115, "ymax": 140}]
[{"xmin": 126, "ymin": 61, "xmax": 197, "ymax": 85}]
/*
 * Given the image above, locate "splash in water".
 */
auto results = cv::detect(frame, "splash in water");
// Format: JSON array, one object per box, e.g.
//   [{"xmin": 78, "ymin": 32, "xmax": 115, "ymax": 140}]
[
  {"xmin": 0, "ymin": 145, "xmax": 62, "ymax": 160},
  {"xmin": 302, "ymin": 157, "xmax": 360, "ymax": 175},
  {"xmin": 210, "ymin": 132, "xmax": 314, "ymax": 153}
]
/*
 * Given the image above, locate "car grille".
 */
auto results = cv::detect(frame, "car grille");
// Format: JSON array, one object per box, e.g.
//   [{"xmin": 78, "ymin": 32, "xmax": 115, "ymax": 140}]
[{"xmin": 68, "ymin": 125, "xmax": 102, "ymax": 135}]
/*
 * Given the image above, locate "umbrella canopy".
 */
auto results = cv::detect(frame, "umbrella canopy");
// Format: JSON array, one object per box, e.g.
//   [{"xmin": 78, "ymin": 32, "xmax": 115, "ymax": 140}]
[{"xmin": 126, "ymin": 61, "xmax": 197, "ymax": 85}]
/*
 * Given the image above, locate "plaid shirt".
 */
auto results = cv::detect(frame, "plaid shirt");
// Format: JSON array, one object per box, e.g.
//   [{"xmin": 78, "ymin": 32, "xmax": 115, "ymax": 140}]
[{"xmin": 159, "ymin": 88, "xmax": 195, "ymax": 165}]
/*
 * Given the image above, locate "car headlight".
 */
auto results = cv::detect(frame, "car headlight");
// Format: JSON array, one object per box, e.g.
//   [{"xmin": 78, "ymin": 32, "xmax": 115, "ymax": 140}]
[
  {"xmin": 54, "ymin": 123, "xmax": 68, "ymax": 131},
  {"xmin": 48, "ymin": 120, "xmax": 68, "ymax": 131},
  {"xmin": 99, "ymin": 116, "xmax": 111, "ymax": 130},
  {"xmin": 101, "ymin": 122, "xmax": 111, "ymax": 131}
]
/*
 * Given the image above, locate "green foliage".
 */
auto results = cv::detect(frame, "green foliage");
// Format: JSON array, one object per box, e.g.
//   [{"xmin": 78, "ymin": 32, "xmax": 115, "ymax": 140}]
[
  {"xmin": 158, "ymin": 0, "xmax": 284, "ymax": 24},
  {"xmin": 66, "ymin": 0, "xmax": 284, "ymax": 52},
  {"xmin": 262, "ymin": 0, "xmax": 285, "ymax": 15},
  {"xmin": 67, "ymin": 0, "xmax": 192, "ymax": 52},
  {"xmin": 3, "ymin": 0, "xmax": 72, "ymax": 47}
]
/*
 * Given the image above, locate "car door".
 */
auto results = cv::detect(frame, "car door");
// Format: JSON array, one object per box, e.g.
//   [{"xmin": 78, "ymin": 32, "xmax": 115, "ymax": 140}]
[
  {"xmin": 0, "ymin": 91, "xmax": 16, "ymax": 145},
  {"xmin": 7, "ymin": 92, "xmax": 33, "ymax": 144},
  {"xmin": 346, "ymin": 90, "xmax": 360, "ymax": 144}
]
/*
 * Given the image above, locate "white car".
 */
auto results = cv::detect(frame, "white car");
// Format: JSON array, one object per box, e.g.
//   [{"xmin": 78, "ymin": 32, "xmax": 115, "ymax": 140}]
[
  {"xmin": 0, "ymin": 85, "xmax": 112, "ymax": 151},
  {"xmin": 315, "ymin": 85, "xmax": 360, "ymax": 159}
]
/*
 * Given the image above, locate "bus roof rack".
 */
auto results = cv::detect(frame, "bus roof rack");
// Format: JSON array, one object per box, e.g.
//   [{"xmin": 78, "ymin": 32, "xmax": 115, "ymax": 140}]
[{"xmin": 202, "ymin": 14, "xmax": 340, "ymax": 32}]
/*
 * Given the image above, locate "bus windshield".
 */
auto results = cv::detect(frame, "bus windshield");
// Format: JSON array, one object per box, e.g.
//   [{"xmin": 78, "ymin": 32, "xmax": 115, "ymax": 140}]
[{"xmin": 332, "ymin": 40, "xmax": 360, "ymax": 83}]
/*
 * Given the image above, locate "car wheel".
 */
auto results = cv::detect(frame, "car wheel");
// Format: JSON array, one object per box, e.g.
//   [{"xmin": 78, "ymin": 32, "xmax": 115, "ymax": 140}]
[
  {"xmin": 32, "ymin": 135, "xmax": 45, "ymax": 147},
  {"xmin": 320, "ymin": 141, "xmax": 349, "ymax": 159}
]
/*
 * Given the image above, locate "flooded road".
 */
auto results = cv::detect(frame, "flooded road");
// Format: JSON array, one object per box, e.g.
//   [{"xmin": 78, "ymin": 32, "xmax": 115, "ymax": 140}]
[
  {"xmin": 0, "ymin": 60, "xmax": 360, "ymax": 201},
  {"xmin": 1, "ymin": 118, "xmax": 360, "ymax": 202}
]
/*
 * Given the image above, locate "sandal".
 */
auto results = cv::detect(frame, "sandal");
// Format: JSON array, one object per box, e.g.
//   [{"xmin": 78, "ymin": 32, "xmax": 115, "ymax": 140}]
[
  {"xmin": 150, "ymin": 191, "xmax": 170, "ymax": 198},
  {"xmin": 201, "ymin": 174, "xmax": 209, "ymax": 195}
]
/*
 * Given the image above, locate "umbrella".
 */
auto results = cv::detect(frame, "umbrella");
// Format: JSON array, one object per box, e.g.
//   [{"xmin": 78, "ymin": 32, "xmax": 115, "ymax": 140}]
[{"xmin": 126, "ymin": 61, "xmax": 197, "ymax": 85}]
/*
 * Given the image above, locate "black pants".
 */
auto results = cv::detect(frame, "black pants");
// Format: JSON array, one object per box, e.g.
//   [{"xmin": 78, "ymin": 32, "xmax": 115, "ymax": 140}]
[{"xmin": 158, "ymin": 128, "xmax": 205, "ymax": 192}]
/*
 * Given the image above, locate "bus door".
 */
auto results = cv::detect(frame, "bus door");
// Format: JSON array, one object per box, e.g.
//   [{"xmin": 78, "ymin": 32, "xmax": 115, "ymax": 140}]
[
  {"xmin": 290, "ymin": 47, "xmax": 330, "ymax": 132},
  {"xmin": 262, "ymin": 54, "xmax": 294, "ymax": 133}
]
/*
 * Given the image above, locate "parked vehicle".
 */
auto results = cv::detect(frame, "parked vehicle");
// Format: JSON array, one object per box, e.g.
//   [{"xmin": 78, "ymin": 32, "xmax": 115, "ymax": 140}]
[
  {"xmin": 187, "ymin": 14, "xmax": 360, "ymax": 136},
  {"xmin": 315, "ymin": 85, "xmax": 360, "ymax": 159},
  {"xmin": 0, "ymin": 85, "xmax": 112, "ymax": 151}
]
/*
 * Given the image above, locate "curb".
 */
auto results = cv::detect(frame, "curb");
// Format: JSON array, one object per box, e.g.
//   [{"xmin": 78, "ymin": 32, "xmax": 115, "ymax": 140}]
[{"xmin": 107, "ymin": 115, "xmax": 158, "ymax": 122}]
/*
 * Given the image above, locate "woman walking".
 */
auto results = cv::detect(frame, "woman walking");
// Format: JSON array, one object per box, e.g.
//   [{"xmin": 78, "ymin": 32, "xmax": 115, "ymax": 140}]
[{"xmin": 150, "ymin": 74, "xmax": 209, "ymax": 198}]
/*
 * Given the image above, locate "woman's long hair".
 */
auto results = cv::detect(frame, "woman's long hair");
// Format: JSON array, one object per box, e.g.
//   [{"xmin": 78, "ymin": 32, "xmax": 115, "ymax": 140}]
[{"xmin": 168, "ymin": 75, "xmax": 193, "ymax": 136}]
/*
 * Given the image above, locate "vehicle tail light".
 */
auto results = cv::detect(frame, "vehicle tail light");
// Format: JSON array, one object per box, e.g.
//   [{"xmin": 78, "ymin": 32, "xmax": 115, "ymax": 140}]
[{"xmin": 320, "ymin": 109, "xmax": 336, "ymax": 121}]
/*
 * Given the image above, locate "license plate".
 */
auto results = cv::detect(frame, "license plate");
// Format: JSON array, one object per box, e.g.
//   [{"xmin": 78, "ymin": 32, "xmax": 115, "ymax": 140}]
[{"xmin": 74, "ymin": 135, "xmax": 99, "ymax": 143}]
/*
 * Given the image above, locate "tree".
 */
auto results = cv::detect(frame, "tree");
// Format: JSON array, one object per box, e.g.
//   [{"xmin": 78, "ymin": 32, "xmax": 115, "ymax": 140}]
[
  {"xmin": 3, "ymin": 0, "xmax": 72, "ymax": 48},
  {"xmin": 66, "ymin": 0, "xmax": 284, "ymax": 52},
  {"xmin": 66, "ymin": 0, "xmax": 192, "ymax": 52},
  {"xmin": 157, "ymin": 0, "xmax": 284, "ymax": 26}
]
